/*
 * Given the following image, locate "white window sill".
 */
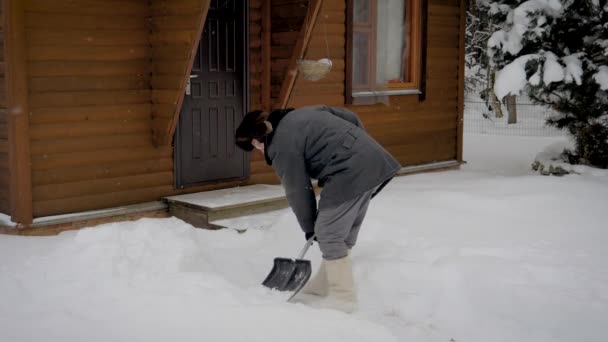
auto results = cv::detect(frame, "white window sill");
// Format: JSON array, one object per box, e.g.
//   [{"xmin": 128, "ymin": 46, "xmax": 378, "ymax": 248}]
[{"xmin": 352, "ymin": 89, "xmax": 422, "ymax": 97}]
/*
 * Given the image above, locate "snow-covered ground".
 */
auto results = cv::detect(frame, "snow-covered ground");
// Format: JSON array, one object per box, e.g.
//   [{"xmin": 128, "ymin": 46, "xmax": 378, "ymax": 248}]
[{"xmin": 1, "ymin": 134, "xmax": 607, "ymax": 342}]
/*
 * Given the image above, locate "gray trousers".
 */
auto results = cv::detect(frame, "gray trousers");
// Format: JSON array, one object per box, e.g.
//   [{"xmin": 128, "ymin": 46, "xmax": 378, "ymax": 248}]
[{"xmin": 314, "ymin": 188, "xmax": 374, "ymax": 260}]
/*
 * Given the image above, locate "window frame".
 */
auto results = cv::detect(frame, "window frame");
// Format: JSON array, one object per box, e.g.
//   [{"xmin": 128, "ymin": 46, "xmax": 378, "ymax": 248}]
[{"xmin": 346, "ymin": 0, "xmax": 424, "ymax": 103}]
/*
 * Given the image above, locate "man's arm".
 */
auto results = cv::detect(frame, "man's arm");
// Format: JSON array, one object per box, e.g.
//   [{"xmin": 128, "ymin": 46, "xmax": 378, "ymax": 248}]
[{"xmin": 272, "ymin": 152, "xmax": 317, "ymax": 234}]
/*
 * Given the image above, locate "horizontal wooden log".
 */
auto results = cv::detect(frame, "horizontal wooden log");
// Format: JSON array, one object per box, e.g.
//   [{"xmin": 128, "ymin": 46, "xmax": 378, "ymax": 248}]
[
  {"xmin": 0, "ymin": 168, "xmax": 9, "ymax": 187},
  {"xmin": 0, "ymin": 198, "xmax": 9, "ymax": 215},
  {"xmin": 30, "ymin": 104, "xmax": 151, "ymax": 124},
  {"xmin": 34, "ymin": 185, "xmax": 175, "ymax": 217},
  {"xmin": 150, "ymin": 30, "xmax": 196, "ymax": 45},
  {"xmin": 271, "ymin": 4, "xmax": 307, "ymax": 19},
  {"xmin": 431, "ymin": 0, "xmax": 460, "ymax": 6},
  {"xmin": 28, "ymin": 61, "xmax": 150, "ymax": 77},
  {"xmin": 250, "ymin": 23, "xmax": 262, "ymax": 35},
  {"xmin": 365, "ymin": 120, "xmax": 459, "ymax": 139},
  {"xmin": 272, "ymin": 46, "xmax": 344, "ymax": 61},
  {"xmin": 429, "ymin": 4, "xmax": 461, "ymax": 18},
  {"xmin": 0, "ymin": 155, "xmax": 8, "ymax": 171},
  {"xmin": 0, "ymin": 123, "xmax": 8, "ymax": 139},
  {"xmin": 0, "ymin": 139, "xmax": 8, "ymax": 154},
  {"xmin": 25, "ymin": 0, "xmax": 147, "ymax": 16},
  {"xmin": 30, "ymin": 120, "xmax": 151, "ymax": 140},
  {"xmin": 33, "ymin": 158, "xmax": 174, "ymax": 186},
  {"xmin": 428, "ymin": 34, "xmax": 461, "ymax": 49},
  {"xmin": 272, "ymin": 68, "xmax": 344, "ymax": 85},
  {"xmin": 387, "ymin": 137, "xmax": 458, "ymax": 156},
  {"xmin": 427, "ymin": 47, "xmax": 460, "ymax": 58},
  {"xmin": 370, "ymin": 128, "xmax": 458, "ymax": 150},
  {"xmin": 272, "ymin": 0, "xmax": 308, "ymax": 6},
  {"xmin": 151, "ymin": 74, "xmax": 183, "ymax": 90},
  {"xmin": 28, "ymin": 45, "xmax": 150, "ymax": 61},
  {"xmin": 150, "ymin": 15, "xmax": 199, "ymax": 31},
  {"xmin": 29, "ymin": 75, "xmax": 150, "ymax": 92},
  {"xmin": 150, "ymin": 0, "xmax": 205, "ymax": 16},
  {"xmin": 25, "ymin": 13, "xmax": 147, "ymax": 30},
  {"xmin": 367, "ymin": 113, "xmax": 460, "ymax": 129},
  {"xmin": 151, "ymin": 60, "xmax": 189, "ymax": 75},
  {"xmin": 428, "ymin": 16, "xmax": 460, "ymax": 28},
  {"xmin": 28, "ymin": 30, "xmax": 149, "ymax": 46},
  {"xmin": 31, "ymin": 146, "xmax": 173, "ymax": 171},
  {"xmin": 317, "ymin": 10, "xmax": 345, "ymax": 24},
  {"xmin": 250, "ymin": 8, "xmax": 262, "ymax": 21},
  {"xmin": 29, "ymin": 90, "xmax": 150, "ymax": 108},
  {"xmin": 151, "ymin": 103, "xmax": 175, "ymax": 119},
  {"xmin": 34, "ymin": 172, "xmax": 174, "ymax": 202},
  {"xmin": 291, "ymin": 83, "xmax": 344, "ymax": 96},
  {"xmin": 286, "ymin": 95, "xmax": 344, "ymax": 108},
  {"xmin": 151, "ymin": 90, "xmax": 179, "ymax": 105},
  {"xmin": 152, "ymin": 44, "xmax": 191, "ymax": 61},
  {"xmin": 30, "ymin": 134, "xmax": 153, "ymax": 155}
]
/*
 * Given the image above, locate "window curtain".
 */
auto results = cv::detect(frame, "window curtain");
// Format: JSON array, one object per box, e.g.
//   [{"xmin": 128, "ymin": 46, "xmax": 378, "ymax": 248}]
[{"xmin": 375, "ymin": 0, "xmax": 405, "ymax": 85}]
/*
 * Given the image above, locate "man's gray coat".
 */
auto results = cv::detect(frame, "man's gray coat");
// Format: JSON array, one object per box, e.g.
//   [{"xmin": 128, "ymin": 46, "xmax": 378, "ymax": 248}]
[{"xmin": 264, "ymin": 105, "xmax": 401, "ymax": 234}]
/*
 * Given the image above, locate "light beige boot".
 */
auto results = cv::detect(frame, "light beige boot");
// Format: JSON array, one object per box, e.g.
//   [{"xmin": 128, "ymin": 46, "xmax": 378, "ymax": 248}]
[
  {"xmin": 322, "ymin": 255, "xmax": 357, "ymax": 313},
  {"xmin": 301, "ymin": 260, "xmax": 328, "ymax": 296}
]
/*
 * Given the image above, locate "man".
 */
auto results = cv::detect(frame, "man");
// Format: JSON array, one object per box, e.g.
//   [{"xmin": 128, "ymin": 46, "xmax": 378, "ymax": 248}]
[{"xmin": 235, "ymin": 105, "xmax": 400, "ymax": 313}]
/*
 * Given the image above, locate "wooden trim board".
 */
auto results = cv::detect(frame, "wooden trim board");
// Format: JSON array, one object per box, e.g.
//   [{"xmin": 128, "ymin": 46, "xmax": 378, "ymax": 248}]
[{"xmin": 4, "ymin": 0, "xmax": 33, "ymax": 224}]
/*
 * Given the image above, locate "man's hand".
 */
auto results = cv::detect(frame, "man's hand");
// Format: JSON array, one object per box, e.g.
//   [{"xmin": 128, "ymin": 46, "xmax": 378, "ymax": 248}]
[{"xmin": 305, "ymin": 232, "xmax": 317, "ymax": 242}]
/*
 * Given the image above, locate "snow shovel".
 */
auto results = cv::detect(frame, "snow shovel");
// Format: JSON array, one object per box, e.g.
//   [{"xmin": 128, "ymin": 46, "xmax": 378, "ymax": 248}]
[{"xmin": 262, "ymin": 236, "xmax": 315, "ymax": 302}]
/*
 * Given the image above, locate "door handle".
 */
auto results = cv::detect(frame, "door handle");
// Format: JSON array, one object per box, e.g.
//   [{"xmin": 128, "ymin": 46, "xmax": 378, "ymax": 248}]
[{"xmin": 186, "ymin": 75, "xmax": 199, "ymax": 95}]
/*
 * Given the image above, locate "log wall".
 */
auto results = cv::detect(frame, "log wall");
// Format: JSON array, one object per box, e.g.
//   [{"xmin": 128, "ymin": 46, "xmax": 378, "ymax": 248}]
[{"xmin": 249, "ymin": 0, "xmax": 463, "ymax": 184}]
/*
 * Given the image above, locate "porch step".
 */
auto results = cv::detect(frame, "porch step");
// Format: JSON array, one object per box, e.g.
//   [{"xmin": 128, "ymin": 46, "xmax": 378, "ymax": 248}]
[{"xmin": 163, "ymin": 184, "xmax": 288, "ymax": 229}]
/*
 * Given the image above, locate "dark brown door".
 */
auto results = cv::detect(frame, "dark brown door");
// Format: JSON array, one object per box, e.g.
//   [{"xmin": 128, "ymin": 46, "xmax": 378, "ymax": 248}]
[{"xmin": 175, "ymin": 0, "xmax": 248, "ymax": 188}]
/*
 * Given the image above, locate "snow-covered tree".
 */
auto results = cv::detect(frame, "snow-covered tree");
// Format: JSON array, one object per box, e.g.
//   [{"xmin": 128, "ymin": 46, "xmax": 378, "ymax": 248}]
[
  {"xmin": 483, "ymin": 0, "xmax": 608, "ymax": 168},
  {"xmin": 465, "ymin": 1, "xmax": 492, "ymax": 94}
]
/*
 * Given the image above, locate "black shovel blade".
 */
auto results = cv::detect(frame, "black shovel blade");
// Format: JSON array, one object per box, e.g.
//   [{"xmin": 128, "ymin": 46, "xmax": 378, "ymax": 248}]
[{"xmin": 262, "ymin": 257, "xmax": 312, "ymax": 292}]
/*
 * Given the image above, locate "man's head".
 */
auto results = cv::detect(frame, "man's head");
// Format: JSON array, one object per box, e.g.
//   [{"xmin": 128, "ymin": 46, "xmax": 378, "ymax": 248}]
[{"xmin": 235, "ymin": 110, "xmax": 271, "ymax": 152}]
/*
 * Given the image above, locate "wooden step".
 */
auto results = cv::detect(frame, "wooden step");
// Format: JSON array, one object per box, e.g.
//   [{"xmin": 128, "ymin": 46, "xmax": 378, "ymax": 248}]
[{"xmin": 163, "ymin": 184, "xmax": 289, "ymax": 229}]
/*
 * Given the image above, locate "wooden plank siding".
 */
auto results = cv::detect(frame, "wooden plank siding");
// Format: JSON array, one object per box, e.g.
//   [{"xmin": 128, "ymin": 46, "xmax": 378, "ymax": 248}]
[
  {"xmin": 251, "ymin": 0, "xmax": 463, "ymax": 184},
  {"xmin": 346, "ymin": 0, "xmax": 462, "ymax": 168},
  {"xmin": 270, "ymin": 0, "xmax": 308, "ymax": 106},
  {"xmin": 0, "ymin": 0, "xmax": 8, "ymax": 214},
  {"xmin": 5, "ymin": 0, "xmax": 34, "ymax": 223},
  {"xmin": 23, "ymin": 0, "xmax": 257, "ymax": 219},
  {"xmin": 24, "ymin": 0, "xmax": 156, "ymax": 217},
  {"xmin": 13, "ymin": 0, "xmax": 463, "ymax": 220}
]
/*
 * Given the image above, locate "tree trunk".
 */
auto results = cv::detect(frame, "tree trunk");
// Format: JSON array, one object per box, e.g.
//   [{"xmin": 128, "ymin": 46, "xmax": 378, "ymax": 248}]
[
  {"xmin": 505, "ymin": 95, "xmax": 517, "ymax": 124},
  {"xmin": 488, "ymin": 69, "xmax": 504, "ymax": 118}
]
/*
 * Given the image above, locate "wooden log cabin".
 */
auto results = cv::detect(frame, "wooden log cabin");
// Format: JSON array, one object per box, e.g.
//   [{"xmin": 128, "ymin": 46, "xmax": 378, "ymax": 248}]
[{"xmin": 0, "ymin": 0, "xmax": 465, "ymax": 228}]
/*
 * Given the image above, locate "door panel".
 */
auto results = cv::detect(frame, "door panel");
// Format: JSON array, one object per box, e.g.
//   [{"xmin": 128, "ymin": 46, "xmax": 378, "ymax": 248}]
[{"xmin": 176, "ymin": 0, "xmax": 248, "ymax": 188}]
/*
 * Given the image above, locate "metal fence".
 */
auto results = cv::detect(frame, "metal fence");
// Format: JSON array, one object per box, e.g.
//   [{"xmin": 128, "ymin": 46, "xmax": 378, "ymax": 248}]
[{"xmin": 464, "ymin": 96, "xmax": 568, "ymax": 137}]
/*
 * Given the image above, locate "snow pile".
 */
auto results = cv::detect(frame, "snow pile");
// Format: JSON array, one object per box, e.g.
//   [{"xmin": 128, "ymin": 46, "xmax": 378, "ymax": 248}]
[
  {"xmin": 532, "ymin": 139, "xmax": 608, "ymax": 177},
  {"xmin": 1, "ymin": 134, "xmax": 608, "ymax": 342},
  {"xmin": 594, "ymin": 65, "xmax": 608, "ymax": 90},
  {"xmin": 0, "ymin": 219, "xmax": 397, "ymax": 342}
]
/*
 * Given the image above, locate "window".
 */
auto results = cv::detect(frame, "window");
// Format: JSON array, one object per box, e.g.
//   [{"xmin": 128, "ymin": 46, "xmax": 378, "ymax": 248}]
[{"xmin": 347, "ymin": 0, "xmax": 422, "ymax": 100}]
